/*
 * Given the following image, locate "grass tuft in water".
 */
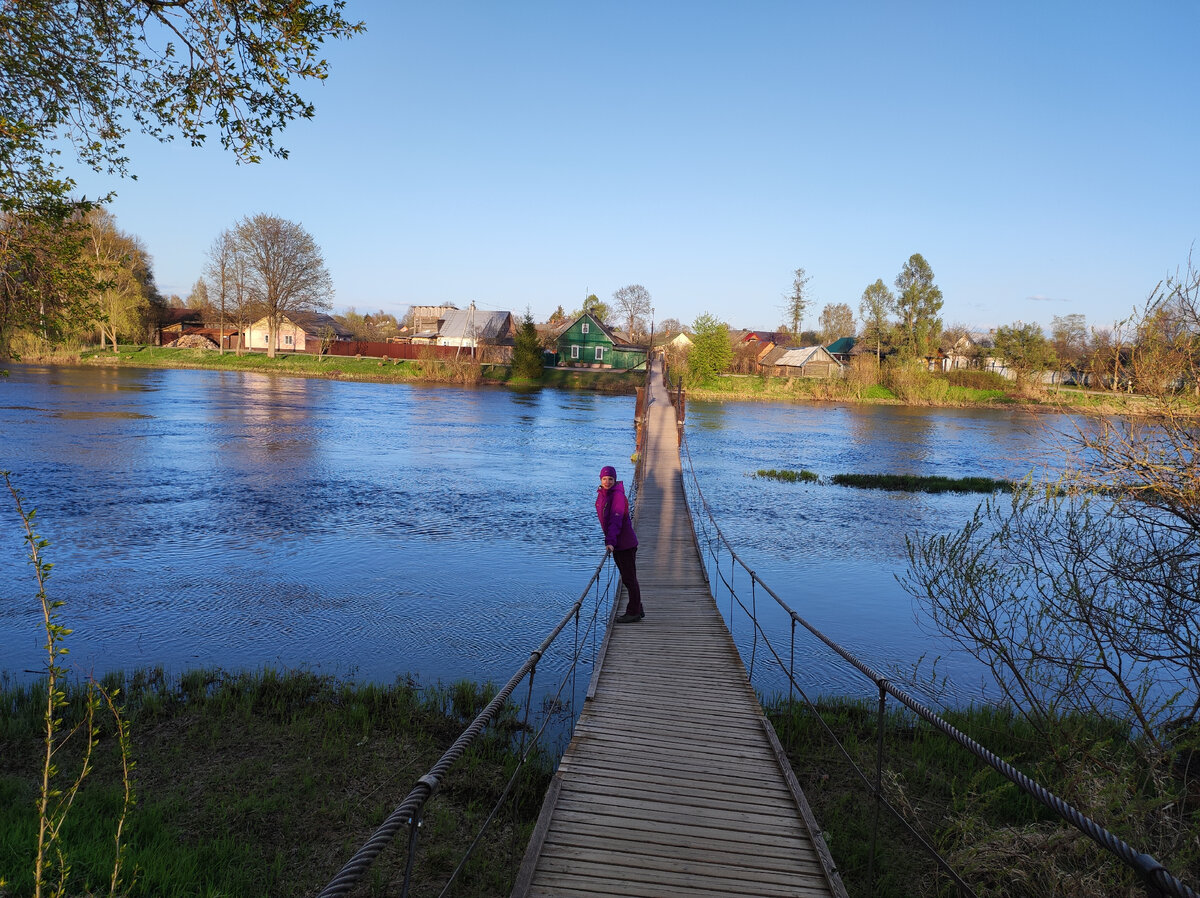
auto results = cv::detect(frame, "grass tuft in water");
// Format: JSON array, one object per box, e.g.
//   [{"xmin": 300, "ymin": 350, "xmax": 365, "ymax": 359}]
[
  {"xmin": 830, "ymin": 473, "xmax": 1014, "ymax": 494},
  {"xmin": 755, "ymin": 468, "xmax": 819, "ymax": 483}
]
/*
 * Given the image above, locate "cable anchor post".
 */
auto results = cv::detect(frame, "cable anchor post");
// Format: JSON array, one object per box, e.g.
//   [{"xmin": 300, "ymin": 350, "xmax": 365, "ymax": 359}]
[{"xmin": 399, "ymin": 812, "xmax": 423, "ymax": 898}]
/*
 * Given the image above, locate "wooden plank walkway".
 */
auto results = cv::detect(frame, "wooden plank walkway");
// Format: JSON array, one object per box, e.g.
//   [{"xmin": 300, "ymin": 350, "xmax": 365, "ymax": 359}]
[{"xmin": 512, "ymin": 360, "xmax": 847, "ymax": 898}]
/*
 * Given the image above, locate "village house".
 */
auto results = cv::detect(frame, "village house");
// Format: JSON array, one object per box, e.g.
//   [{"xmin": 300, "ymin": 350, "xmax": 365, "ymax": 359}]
[
  {"xmin": 434, "ymin": 305, "xmax": 516, "ymax": 360},
  {"xmin": 242, "ymin": 313, "xmax": 354, "ymax": 352},
  {"xmin": 942, "ymin": 331, "xmax": 1006, "ymax": 373},
  {"xmin": 553, "ymin": 313, "xmax": 648, "ymax": 370},
  {"xmin": 768, "ymin": 345, "xmax": 843, "ymax": 378}
]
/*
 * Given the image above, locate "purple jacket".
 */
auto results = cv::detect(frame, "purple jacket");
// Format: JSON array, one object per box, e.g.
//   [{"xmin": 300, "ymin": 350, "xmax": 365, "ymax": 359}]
[{"xmin": 596, "ymin": 481, "xmax": 638, "ymax": 550}]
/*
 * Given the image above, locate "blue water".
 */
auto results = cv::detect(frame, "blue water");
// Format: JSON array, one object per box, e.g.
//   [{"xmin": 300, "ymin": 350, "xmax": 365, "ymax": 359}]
[{"xmin": 0, "ymin": 364, "xmax": 1065, "ymax": 707}]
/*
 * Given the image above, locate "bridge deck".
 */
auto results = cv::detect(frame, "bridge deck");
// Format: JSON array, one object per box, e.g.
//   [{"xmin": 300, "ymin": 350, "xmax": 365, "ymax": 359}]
[{"xmin": 512, "ymin": 361, "xmax": 845, "ymax": 898}]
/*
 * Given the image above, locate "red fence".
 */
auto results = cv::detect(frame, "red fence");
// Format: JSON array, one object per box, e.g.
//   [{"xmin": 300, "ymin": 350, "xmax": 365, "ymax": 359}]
[{"xmin": 317, "ymin": 342, "xmax": 486, "ymax": 360}]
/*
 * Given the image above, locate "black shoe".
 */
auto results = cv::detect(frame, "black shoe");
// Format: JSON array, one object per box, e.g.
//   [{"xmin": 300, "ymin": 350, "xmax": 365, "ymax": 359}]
[{"xmin": 616, "ymin": 612, "xmax": 644, "ymax": 623}]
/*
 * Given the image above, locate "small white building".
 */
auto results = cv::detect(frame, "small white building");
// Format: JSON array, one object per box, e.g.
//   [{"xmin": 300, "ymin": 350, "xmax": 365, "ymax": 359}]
[{"xmin": 243, "ymin": 313, "xmax": 353, "ymax": 352}]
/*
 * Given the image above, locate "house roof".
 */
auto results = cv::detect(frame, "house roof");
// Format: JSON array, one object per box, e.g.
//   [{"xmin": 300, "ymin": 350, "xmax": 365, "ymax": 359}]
[
  {"xmin": 826, "ymin": 337, "xmax": 856, "ymax": 355},
  {"xmin": 742, "ymin": 330, "xmax": 789, "ymax": 344},
  {"xmin": 759, "ymin": 345, "xmax": 790, "ymax": 366},
  {"xmin": 775, "ymin": 346, "xmax": 839, "ymax": 367},
  {"xmin": 668, "ymin": 332, "xmax": 693, "ymax": 347},
  {"xmin": 438, "ymin": 308, "xmax": 513, "ymax": 341},
  {"xmin": 295, "ymin": 312, "xmax": 355, "ymax": 339},
  {"xmin": 554, "ymin": 312, "xmax": 634, "ymax": 347},
  {"xmin": 246, "ymin": 313, "xmax": 355, "ymax": 339}
]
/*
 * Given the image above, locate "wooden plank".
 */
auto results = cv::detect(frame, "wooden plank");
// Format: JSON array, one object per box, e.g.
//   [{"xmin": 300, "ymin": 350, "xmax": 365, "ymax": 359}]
[{"xmin": 514, "ymin": 359, "xmax": 838, "ymax": 898}]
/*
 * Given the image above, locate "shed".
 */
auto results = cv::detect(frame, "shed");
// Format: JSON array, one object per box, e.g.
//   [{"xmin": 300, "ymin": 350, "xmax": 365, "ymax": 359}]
[{"xmin": 771, "ymin": 345, "xmax": 843, "ymax": 378}]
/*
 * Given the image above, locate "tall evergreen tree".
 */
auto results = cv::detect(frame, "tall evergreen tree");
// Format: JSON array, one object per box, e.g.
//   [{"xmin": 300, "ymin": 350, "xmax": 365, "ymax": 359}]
[
  {"xmin": 511, "ymin": 309, "xmax": 543, "ymax": 380},
  {"xmin": 893, "ymin": 254, "xmax": 943, "ymax": 357}
]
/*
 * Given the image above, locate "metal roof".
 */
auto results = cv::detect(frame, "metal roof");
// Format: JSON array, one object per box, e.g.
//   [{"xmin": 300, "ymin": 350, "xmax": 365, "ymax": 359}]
[{"xmin": 438, "ymin": 309, "xmax": 513, "ymax": 341}]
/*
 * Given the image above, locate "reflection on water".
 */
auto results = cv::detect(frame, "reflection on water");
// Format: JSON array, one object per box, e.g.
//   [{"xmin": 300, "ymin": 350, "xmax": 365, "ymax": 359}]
[{"xmin": 1, "ymin": 366, "xmax": 1067, "ymax": 707}]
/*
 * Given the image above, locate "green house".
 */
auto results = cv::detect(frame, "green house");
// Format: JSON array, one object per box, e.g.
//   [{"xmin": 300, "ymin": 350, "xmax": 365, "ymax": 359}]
[{"xmin": 553, "ymin": 313, "xmax": 648, "ymax": 370}]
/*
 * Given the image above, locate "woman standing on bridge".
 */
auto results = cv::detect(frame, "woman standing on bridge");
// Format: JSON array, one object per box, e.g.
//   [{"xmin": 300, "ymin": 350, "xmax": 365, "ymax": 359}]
[{"xmin": 596, "ymin": 465, "xmax": 645, "ymax": 623}]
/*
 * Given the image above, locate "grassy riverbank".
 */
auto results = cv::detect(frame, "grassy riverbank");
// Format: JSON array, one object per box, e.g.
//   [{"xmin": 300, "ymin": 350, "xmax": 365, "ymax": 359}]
[
  {"xmin": 765, "ymin": 697, "xmax": 1199, "ymax": 897},
  {"xmin": 680, "ymin": 370, "xmax": 1178, "ymax": 415},
  {"xmin": 0, "ymin": 669, "xmax": 552, "ymax": 897},
  {"xmin": 7, "ymin": 671, "xmax": 1193, "ymax": 897},
  {"xmin": 61, "ymin": 346, "xmax": 645, "ymax": 393}
]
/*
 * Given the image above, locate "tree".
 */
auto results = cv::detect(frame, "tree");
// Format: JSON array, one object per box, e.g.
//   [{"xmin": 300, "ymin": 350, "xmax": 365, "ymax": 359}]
[
  {"xmin": 817, "ymin": 302, "xmax": 854, "ymax": 345},
  {"xmin": 0, "ymin": 201, "xmax": 98, "ymax": 360},
  {"xmin": 1, "ymin": 1, "xmax": 364, "ymax": 210},
  {"xmin": 364, "ymin": 310, "xmax": 400, "ymax": 340},
  {"xmin": 900, "ymin": 260, "xmax": 1200, "ymax": 855},
  {"xmin": 187, "ymin": 277, "xmax": 211, "ymax": 320},
  {"xmin": 511, "ymin": 308, "xmax": 543, "ymax": 381},
  {"xmin": 1050, "ymin": 313, "xmax": 1089, "ymax": 373},
  {"xmin": 612, "ymin": 284, "xmax": 652, "ymax": 342},
  {"xmin": 658, "ymin": 318, "xmax": 684, "ymax": 339},
  {"xmin": 1130, "ymin": 273, "xmax": 1199, "ymax": 395},
  {"xmin": 84, "ymin": 208, "xmax": 155, "ymax": 351},
  {"xmin": 205, "ymin": 228, "xmax": 256, "ymax": 355},
  {"xmin": 580, "ymin": 293, "xmax": 610, "ymax": 326},
  {"xmin": 893, "ymin": 254, "xmax": 943, "ymax": 357},
  {"xmin": 335, "ymin": 307, "xmax": 399, "ymax": 341},
  {"xmin": 232, "ymin": 215, "xmax": 332, "ymax": 358},
  {"xmin": 687, "ymin": 312, "xmax": 731, "ymax": 385},
  {"xmin": 548, "ymin": 305, "xmax": 566, "ymax": 326},
  {"xmin": 992, "ymin": 321, "xmax": 1056, "ymax": 387},
  {"xmin": 785, "ymin": 268, "xmax": 812, "ymax": 336},
  {"xmin": 204, "ymin": 229, "xmax": 245, "ymax": 354}
]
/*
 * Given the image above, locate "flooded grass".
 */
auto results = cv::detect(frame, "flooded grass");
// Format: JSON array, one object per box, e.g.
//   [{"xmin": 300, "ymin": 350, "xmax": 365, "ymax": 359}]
[
  {"xmin": 755, "ymin": 468, "xmax": 819, "ymax": 483},
  {"xmin": 830, "ymin": 473, "xmax": 1014, "ymax": 494},
  {"xmin": 0, "ymin": 668, "xmax": 553, "ymax": 897},
  {"xmin": 752, "ymin": 469, "xmax": 1013, "ymax": 493}
]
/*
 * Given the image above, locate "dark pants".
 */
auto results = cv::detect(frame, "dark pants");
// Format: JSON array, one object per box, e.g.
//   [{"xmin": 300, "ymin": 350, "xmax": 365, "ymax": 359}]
[{"xmin": 613, "ymin": 547, "xmax": 643, "ymax": 616}]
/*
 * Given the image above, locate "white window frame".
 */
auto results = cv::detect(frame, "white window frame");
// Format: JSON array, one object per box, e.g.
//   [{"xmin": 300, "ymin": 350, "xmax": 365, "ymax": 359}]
[
  {"xmin": 581, "ymin": 322, "xmax": 589, "ymax": 334},
  {"xmin": 595, "ymin": 346, "xmax": 605, "ymax": 361},
  {"xmin": 571, "ymin": 345, "xmax": 580, "ymax": 359}
]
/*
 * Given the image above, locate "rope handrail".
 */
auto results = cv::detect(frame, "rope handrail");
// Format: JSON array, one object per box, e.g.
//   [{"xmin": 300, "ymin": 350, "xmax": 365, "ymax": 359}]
[
  {"xmin": 317, "ymin": 551, "xmax": 614, "ymax": 898},
  {"xmin": 677, "ymin": 426, "xmax": 1198, "ymax": 898}
]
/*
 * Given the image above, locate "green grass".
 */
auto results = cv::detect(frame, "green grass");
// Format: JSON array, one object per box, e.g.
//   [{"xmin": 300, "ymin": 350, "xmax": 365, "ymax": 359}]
[
  {"xmin": 766, "ymin": 696, "xmax": 1195, "ymax": 897},
  {"xmin": 750, "ymin": 469, "xmax": 1013, "ymax": 493},
  {"xmin": 830, "ymin": 473, "xmax": 1014, "ymax": 494},
  {"xmin": 75, "ymin": 346, "xmax": 643, "ymax": 394},
  {"xmin": 755, "ymin": 468, "xmax": 819, "ymax": 483},
  {"xmin": 0, "ymin": 668, "xmax": 554, "ymax": 897}
]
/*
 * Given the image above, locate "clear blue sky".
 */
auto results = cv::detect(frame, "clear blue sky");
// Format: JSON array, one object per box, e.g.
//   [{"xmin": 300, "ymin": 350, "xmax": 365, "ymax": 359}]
[{"xmin": 65, "ymin": 1, "xmax": 1199, "ymax": 334}]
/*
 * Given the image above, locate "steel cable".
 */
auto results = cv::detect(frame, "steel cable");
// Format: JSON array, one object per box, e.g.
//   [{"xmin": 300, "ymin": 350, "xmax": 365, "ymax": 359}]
[
  {"xmin": 677, "ymin": 428, "xmax": 1198, "ymax": 898},
  {"xmin": 317, "ymin": 552, "xmax": 612, "ymax": 898}
]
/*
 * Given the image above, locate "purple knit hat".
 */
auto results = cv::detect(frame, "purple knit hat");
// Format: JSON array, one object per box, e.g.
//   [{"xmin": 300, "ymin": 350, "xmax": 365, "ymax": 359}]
[{"xmin": 600, "ymin": 465, "xmax": 617, "ymax": 479}]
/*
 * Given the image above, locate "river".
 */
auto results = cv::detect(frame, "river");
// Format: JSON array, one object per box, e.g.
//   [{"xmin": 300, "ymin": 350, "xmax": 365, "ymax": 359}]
[{"xmin": 0, "ymin": 363, "xmax": 1062, "ymax": 707}]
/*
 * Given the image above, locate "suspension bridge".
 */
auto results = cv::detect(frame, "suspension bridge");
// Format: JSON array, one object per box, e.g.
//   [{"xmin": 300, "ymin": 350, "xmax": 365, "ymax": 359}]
[
  {"xmin": 509, "ymin": 359, "xmax": 846, "ymax": 897},
  {"xmin": 319, "ymin": 358, "xmax": 1197, "ymax": 898}
]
